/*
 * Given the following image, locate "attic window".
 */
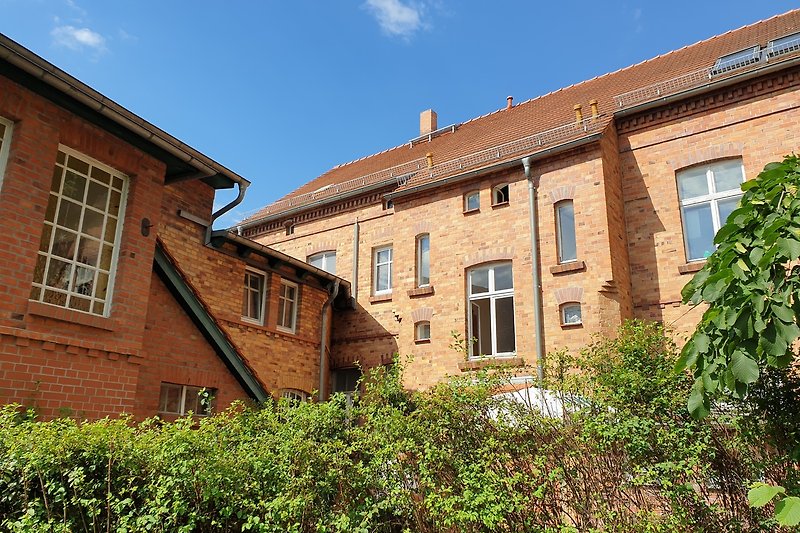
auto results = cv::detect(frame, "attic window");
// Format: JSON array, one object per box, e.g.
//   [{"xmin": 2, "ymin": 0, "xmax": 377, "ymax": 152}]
[
  {"xmin": 767, "ymin": 32, "xmax": 800, "ymax": 59},
  {"xmin": 710, "ymin": 46, "xmax": 760, "ymax": 76}
]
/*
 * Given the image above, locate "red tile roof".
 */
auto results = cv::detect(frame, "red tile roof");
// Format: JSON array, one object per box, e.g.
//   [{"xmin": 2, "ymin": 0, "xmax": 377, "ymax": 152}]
[{"xmin": 242, "ymin": 9, "xmax": 800, "ymax": 226}]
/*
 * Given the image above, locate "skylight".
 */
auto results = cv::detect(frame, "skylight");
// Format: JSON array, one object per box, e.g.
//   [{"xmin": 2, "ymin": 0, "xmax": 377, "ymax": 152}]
[
  {"xmin": 767, "ymin": 32, "xmax": 800, "ymax": 59},
  {"xmin": 710, "ymin": 46, "xmax": 760, "ymax": 76}
]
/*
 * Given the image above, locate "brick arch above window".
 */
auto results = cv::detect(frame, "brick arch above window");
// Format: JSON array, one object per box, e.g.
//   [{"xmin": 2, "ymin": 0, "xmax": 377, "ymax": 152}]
[
  {"xmin": 554, "ymin": 286, "xmax": 583, "ymax": 305},
  {"xmin": 411, "ymin": 307, "xmax": 433, "ymax": 324},
  {"xmin": 668, "ymin": 143, "xmax": 744, "ymax": 171},
  {"xmin": 371, "ymin": 225, "xmax": 393, "ymax": 242},
  {"xmin": 307, "ymin": 242, "xmax": 337, "ymax": 257},
  {"xmin": 413, "ymin": 221, "xmax": 432, "ymax": 235},
  {"xmin": 277, "ymin": 376, "xmax": 310, "ymax": 394},
  {"xmin": 548, "ymin": 185, "xmax": 576, "ymax": 205},
  {"xmin": 462, "ymin": 247, "xmax": 515, "ymax": 268}
]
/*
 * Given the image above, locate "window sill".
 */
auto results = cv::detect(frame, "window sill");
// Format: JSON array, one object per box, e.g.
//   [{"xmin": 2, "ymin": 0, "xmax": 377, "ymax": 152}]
[
  {"xmin": 414, "ymin": 338, "xmax": 431, "ymax": 345},
  {"xmin": 550, "ymin": 260, "xmax": 586, "ymax": 275},
  {"xmin": 276, "ymin": 326, "xmax": 296, "ymax": 335},
  {"xmin": 560, "ymin": 322, "xmax": 583, "ymax": 329},
  {"xmin": 241, "ymin": 317, "xmax": 265, "ymax": 327},
  {"xmin": 491, "ymin": 201, "xmax": 509, "ymax": 209},
  {"xmin": 27, "ymin": 300, "xmax": 117, "ymax": 331},
  {"xmin": 678, "ymin": 261, "xmax": 706, "ymax": 275},
  {"xmin": 408, "ymin": 285, "xmax": 434, "ymax": 298},
  {"xmin": 463, "ymin": 208, "xmax": 480, "ymax": 215},
  {"xmin": 458, "ymin": 356, "xmax": 525, "ymax": 372},
  {"xmin": 369, "ymin": 293, "xmax": 393, "ymax": 304}
]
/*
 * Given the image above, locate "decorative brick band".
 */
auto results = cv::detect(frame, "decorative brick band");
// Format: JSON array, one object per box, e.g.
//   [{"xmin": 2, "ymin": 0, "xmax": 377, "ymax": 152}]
[
  {"xmin": 554, "ymin": 286, "xmax": 583, "ymax": 305},
  {"xmin": 0, "ymin": 327, "xmax": 142, "ymax": 365},
  {"xmin": 547, "ymin": 185, "xmax": 576, "ymax": 204},
  {"xmin": 462, "ymin": 247, "xmax": 514, "ymax": 268},
  {"xmin": 668, "ymin": 144, "xmax": 744, "ymax": 171},
  {"xmin": 410, "ymin": 307, "xmax": 433, "ymax": 324}
]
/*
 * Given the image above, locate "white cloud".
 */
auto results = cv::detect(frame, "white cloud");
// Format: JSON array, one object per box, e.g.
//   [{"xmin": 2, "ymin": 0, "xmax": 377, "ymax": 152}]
[
  {"xmin": 364, "ymin": 0, "xmax": 426, "ymax": 38},
  {"xmin": 51, "ymin": 25, "xmax": 106, "ymax": 52}
]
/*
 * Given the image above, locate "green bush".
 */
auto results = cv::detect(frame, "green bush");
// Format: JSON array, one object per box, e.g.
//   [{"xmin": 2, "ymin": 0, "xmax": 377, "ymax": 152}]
[{"xmin": 0, "ymin": 321, "xmax": 795, "ymax": 531}]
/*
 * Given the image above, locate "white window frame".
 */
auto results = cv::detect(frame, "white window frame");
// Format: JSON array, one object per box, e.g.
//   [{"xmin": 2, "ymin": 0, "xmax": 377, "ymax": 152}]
[
  {"xmin": 280, "ymin": 389, "xmax": 309, "ymax": 404},
  {"xmin": 277, "ymin": 279, "xmax": 298, "ymax": 333},
  {"xmin": 416, "ymin": 234, "xmax": 430, "ymax": 288},
  {"xmin": 467, "ymin": 263, "xmax": 516, "ymax": 358},
  {"xmin": 0, "ymin": 116, "xmax": 14, "ymax": 192},
  {"xmin": 242, "ymin": 268, "xmax": 267, "ymax": 325},
  {"xmin": 464, "ymin": 191, "xmax": 480, "ymax": 212},
  {"xmin": 415, "ymin": 321, "xmax": 431, "ymax": 342},
  {"xmin": 556, "ymin": 200, "xmax": 577, "ymax": 264},
  {"xmin": 30, "ymin": 146, "xmax": 128, "ymax": 317},
  {"xmin": 373, "ymin": 245, "xmax": 393, "ymax": 295},
  {"xmin": 677, "ymin": 160, "xmax": 745, "ymax": 262},
  {"xmin": 492, "ymin": 183, "xmax": 509, "ymax": 205},
  {"xmin": 307, "ymin": 250, "xmax": 336, "ymax": 275},
  {"xmin": 158, "ymin": 383, "xmax": 213, "ymax": 416},
  {"xmin": 560, "ymin": 302, "xmax": 582, "ymax": 326}
]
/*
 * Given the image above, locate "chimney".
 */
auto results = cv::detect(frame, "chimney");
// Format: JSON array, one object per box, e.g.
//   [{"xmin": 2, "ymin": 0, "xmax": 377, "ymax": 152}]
[
  {"xmin": 574, "ymin": 104, "xmax": 583, "ymax": 124},
  {"xmin": 506, "ymin": 96, "xmax": 513, "ymax": 109},
  {"xmin": 420, "ymin": 109, "xmax": 438, "ymax": 135},
  {"xmin": 589, "ymin": 99, "xmax": 599, "ymax": 118}
]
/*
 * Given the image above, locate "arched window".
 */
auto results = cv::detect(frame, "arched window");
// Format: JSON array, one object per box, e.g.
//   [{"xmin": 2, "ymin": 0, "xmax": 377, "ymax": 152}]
[
  {"xmin": 492, "ymin": 183, "xmax": 509, "ymax": 205},
  {"xmin": 280, "ymin": 389, "xmax": 309, "ymax": 404},
  {"xmin": 555, "ymin": 200, "xmax": 577, "ymax": 263},
  {"xmin": 308, "ymin": 250, "xmax": 336, "ymax": 275},
  {"xmin": 467, "ymin": 262, "xmax": 515, "ymax": 357}
]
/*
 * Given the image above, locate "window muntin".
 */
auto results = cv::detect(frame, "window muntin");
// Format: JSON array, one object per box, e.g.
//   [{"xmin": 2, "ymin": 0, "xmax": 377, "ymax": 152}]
[
  {"xmin": 373, "ymin": 246, "xmax": 393, "ymax": 294},
  {"xmin": 492, "ymin": 184, "xmax": 509, "ymax": 205},
  {"xmin": 556, "ymin": 200, "xmax": 577, "ymax": 264},
  {"xmin": 280, "ymin": 389, "xmax": 309, "ymax": 404},
  {"xmin": 277, "ymin": 279, "xmax": 298, "ymax": 333},
  {"xmin": 0, "ymin": 116, "xmax": 13, "ymax": 191},
  {"xmin": 159, "ymin": 383, "xmax": 213, "ymax": 416},
  {"xmin": 308, "ymin": 251, "xmax": 336, "ymax": 275},
  {"xmin": 464, "ymin": 191, "xmax": 480, "ymax": 212},
  {"xmin": 30, "ymin": 147, "xmax": 127, "ymax": 316},
  {"xmin": 242, "ymin": 269, "xmax": 266, "ymax": 324},
  {"xmin": 416, "ymin": 234, "xmax": 430, "ymax": 287},
  {"xmin": 678, "ymin": 160, "xmax": 744, "ymax": 262},
  {"xmin": 467, "ymin": 263, "xmax": 516, "ymax": 358},
  {"xmin": 415, "ymin": 321, "xmax": 431, "ymax": 342},
  {"xmin": 560, "ymin": 303, "xmax": 582, "ymax": 326}
]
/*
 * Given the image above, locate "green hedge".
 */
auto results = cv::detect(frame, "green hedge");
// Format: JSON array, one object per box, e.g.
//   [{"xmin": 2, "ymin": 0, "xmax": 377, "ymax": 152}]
[{"xmin": 0, "ymin": 321, "xmax": 795, "ymax": 532}]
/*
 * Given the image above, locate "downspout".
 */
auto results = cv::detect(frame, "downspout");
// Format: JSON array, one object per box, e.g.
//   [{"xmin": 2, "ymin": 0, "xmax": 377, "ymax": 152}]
[
  {"xmin": 205, "ymin": 181, "xmax": 249, "ymax": 244},
  {"xmin": 319, "ymin": 280, "xmax": 341, "ymax": 401},
  {"xmin": 352, "ymin": 217, "xmax": 360, "ymax": 306},
  {"xmin": 523, "ymin": 156, "xmax": 545, "ymax": 382}
]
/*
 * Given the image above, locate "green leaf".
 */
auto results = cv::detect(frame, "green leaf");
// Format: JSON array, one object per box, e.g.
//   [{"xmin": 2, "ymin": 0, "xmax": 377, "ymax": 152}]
[
  {"xmin": 747, "ymin": 482, "xmax": 785, "ymax": 508},
  {"xmin": 688, "ymin": 379, "xmax": 710, "ymax": 419},
  {"xmin": 771, "ymin": 303, "xmax": 795, "ymax": 323},
  {"xmin": 775, "ymin": 319, "xmax": 800, "ymax": 345},
  {"xmin": 776, "ymin": 237, "xmax": 800, "ymax": 260},
  {"xmin": 775, "ymin": 496, "xmax": 800, "ymax": 527},
  {"xmin": 675, "ymin": 339, "xmax": 698, "ymax": 373},
  {"xmin": 730, "ymin": 350, "xmax": 759, "ymax": 384}
]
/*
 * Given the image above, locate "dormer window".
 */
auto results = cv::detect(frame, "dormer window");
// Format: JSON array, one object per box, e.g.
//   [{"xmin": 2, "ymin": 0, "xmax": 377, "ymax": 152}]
[
  {"xmin": 710, "ymin": 46, "xmax": 760, "ymax": 76},
  {"xmin": 767, "ymin": 32, "xmax": 800, "ymax": 59}
]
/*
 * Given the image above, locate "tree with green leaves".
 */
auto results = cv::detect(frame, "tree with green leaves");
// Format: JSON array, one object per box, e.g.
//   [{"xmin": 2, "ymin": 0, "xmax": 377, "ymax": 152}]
[{"xmin": 678, "ymin": 154, "xmax": 800, "ymax": 527}]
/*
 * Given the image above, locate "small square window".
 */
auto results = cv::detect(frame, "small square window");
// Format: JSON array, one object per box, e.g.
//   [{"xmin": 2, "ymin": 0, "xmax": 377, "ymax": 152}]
[
  {"xmin": 560, "ymin": 303, "xmax": 582, "ymax": 326},
  {"xmin": 159, "ymin": 383, "xmax": 214, "ymax": 416},
  {"xmin": 464, "ymin": 191, "xmax": 480, "ymax": 212},
  {"xmin": 285, "ymin": 223, "xmax": 295, "ymax": 236},
  {"xmin": 415, "ymin": 321, "xmax": 431, "ymax": 342},
  {"xmin": 277, "ymin": 279, "xmax": 298, "ymax": 333},
  {"xmin": 242, "ymin": 269, "xmax": 266, "ymax": 324},
  {"xmin": 383, "ymin": 199, "xmax": 394, "ymax": 210},
  {"xmin": 492, "ymin": 184, "xmax": 509, "ymax": 205}
]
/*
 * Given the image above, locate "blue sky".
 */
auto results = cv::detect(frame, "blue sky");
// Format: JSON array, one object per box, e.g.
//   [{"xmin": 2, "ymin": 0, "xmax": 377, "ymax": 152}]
[{"xmin": 2, "ymin": 1, "xmax": 798, "ymax": 227}]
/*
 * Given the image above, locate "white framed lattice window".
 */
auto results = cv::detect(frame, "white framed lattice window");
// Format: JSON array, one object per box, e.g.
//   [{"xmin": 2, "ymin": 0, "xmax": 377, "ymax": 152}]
[
  {"xmin": 280, "ymin": 389, "xmax": 309, "ymax": 404},
  {"xmin": 277, "ymin": 279, "xmax": 298, "ymax": 333},
  {"xmin": 242, "ymin": 268, "xmax": 266, "ymax": 325},
  {"xmin": 467, "ymin": 262, "xmax": 516, "ymax": 358},
  {"xmin": 677, "ymin": 159, "xmax": 744, "ymax": 262},
  {"xmin": 0, "ymin": 116, "xmax": 13, "ymax": 191},
  {"xmin": 308, "ymin": 250, "xmax": 336, "ymax": 275},
  {"xmin": 159, "ymin": 383, "xmax": 214, "ymax": 416},
  {"xmin": 373, "ymin": 245, "xmax": 393, "ymax": 295},
  {"xmin": 30, "ymin": 146, "xmax": 127, "ymax": 316}
]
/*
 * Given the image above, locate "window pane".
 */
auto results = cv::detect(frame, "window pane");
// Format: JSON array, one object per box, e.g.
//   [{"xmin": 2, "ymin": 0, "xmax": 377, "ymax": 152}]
[
  {"xmin": 562, "ymin": 304, "xmax": 582, "ymax": 325},
  {"xmin": 495, "ymin": 296, "xmax": 516, "ymax": 353},
  {"xmin": 416, "ymin": 322, "xmax": 431, "ymax": 340},
  {"xmin": 470, "ymin": 267, "xmax": 489, "ymax": 294},
  {"xmin": 470, "ymin": 299, "xmax": 492, "ymax": 356},
  {"xmin": 377, "ymin": 248, "xmax": 391, "ymax": 263},
  {"xmin": 377, "ymin": 263, "xmax": 390, "ymax": 291},
  {"xmin": 557, "ymin": 202, "xmax": 577, "ymax": 263},
  {"xmin": 494, "ymin": 263, "xmax": 513, "ymax": 290},
  {"xmin": 309, "ymin": 254, "xmax": 324, "ymax": 269},
  {"xmin": 712, "ymin": 160, "xmax": 744, "ymax": 193},
  {"xmin": 418, "ymin": 235, "xmax": 430, "ymax": 286},
  {"xmin": 678, "ymin": 167, "xmax": 709, "ymax": 200},
  {"xmin": 62, "ymin": 171, "xmax": 86, "ymax": 201},
  {"xmin": 684, "ymin": 203, "xmax": 715, "ymax": 260},
  {"xmin": 327, "ymin": 254, "xmax": 336, "ymax": 275},
  {"xmin": 334, "ymin": 368, "xmax": 361, "ymax": 393},
  {"xmin": 160, "ymin": 384, "xmax": 181, "ymax": 414},
  {"xmin": 718, "ymin": 196, "xmax": 740, "ymax": 225},
  {"xmin": 466, "ymin": 192, "xmax": 479, "ymax": 211}
]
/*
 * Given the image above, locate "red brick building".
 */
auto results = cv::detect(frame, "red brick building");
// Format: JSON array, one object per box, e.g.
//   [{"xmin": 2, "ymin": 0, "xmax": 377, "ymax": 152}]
[
  {"xmin": 240, "ymin": 11, "xmax": 800, "ymax": 390},
  {"xmin": 0, "ymin": 34, "xmax": 350, "ymax": 419}
]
